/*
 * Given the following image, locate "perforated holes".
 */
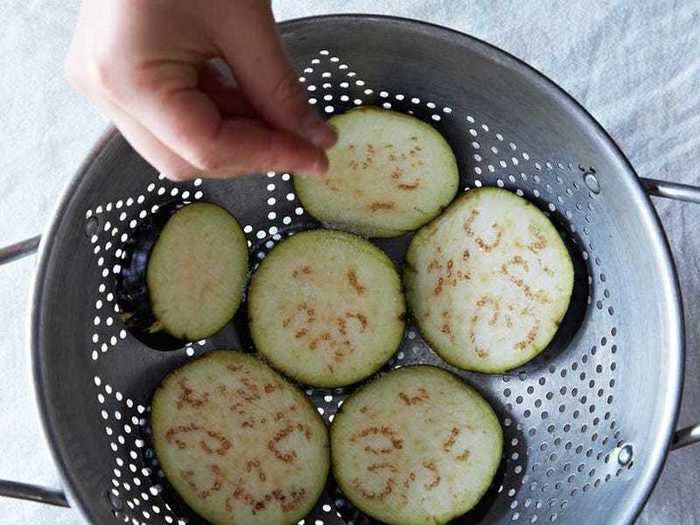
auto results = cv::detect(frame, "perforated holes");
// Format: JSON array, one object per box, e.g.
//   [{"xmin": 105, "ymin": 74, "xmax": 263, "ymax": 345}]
[{"xmin": 88, "ymin": 63, "xmax": 622, "ymax": 524}]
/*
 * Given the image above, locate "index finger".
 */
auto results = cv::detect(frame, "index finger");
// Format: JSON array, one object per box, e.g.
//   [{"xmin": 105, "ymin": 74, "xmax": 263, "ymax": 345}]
[{"xmin": 212, "ymin": 1, "xmax": 336, "ymax": 149}]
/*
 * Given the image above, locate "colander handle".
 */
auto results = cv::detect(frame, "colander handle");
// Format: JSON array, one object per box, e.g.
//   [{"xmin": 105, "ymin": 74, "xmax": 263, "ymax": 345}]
[
  {"xmin": 0, "ymin": 481, "xmax": 68, "ymax": 507},
  {"xmin": 641, "ymin": 178, "xmax": 700, "ymax": 204},
  {"xmin": 0, "ymin": 235, "xmax": 41, "ymax": 266},
  {"xmin": 642, "ymin": 177, "xmax": 700, "ymax": 450},
  {"xmin": 0, "ymin": 235, "xmax": 69, "ymax": 507},
  {"xmin": 0, "ymin": 179, "xmax": 697, "ymax": 502}
]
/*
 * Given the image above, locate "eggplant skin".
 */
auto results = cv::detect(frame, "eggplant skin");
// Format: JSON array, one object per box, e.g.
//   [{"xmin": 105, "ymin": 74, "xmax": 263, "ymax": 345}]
[
  {"xmin": 118, "ymin": 201, "xmax": 249, "ymax": 350},
  {"xmin": 293, "ymin": 107, "xmax": 460, "ymax": 238},
  {"xmin": 151, "ymin": 350, "xmax": 330, "ymax": 525},
  {"xmin": 331, "ymin": 365, "xmax": 503, "ymax": 525},
  {"xmin": 248, "ymin": 229, "xmax": 406, "ymax": 387},
  {"xmin": 404, "ymin": 188, "xmax": 574, "ymax": 373},
  {"xmin": 117, "ymin": 200, "xmax": 186, "ymax": 351}
]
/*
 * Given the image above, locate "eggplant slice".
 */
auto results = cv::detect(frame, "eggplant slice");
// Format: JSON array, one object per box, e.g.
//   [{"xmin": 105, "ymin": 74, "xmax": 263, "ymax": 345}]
[
  {"xmin": 151, "ymin": 350, "xmax": 329, "ymax": 525},
  {"xmin": 294, "ymin": 107, "xmax": 459, "ymax": 238},
  {"xmin": 405, "ymin": 188, "xmax": 574, "ymax": 373},
  {"xmin": 118, "ymin": 202, "xmax": 248, "ymax": 349},
  {"xmin": 248, "ymin": 229, "xmax": 405, "ymax": 387},
  {"xmin": 331, "ymin": 365, "xmax": 503, "ymax": 525}
]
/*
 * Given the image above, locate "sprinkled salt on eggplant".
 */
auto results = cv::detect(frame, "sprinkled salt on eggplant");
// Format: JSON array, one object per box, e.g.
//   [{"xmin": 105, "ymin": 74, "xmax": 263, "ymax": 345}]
[
  {"xmin": 151, "ymin": 350, "xmax": 329, "ymax": 525},
  {"xmin": 331, "ymin": 365, "xmax": 503, "ymax": 525},
  {"xmin": 248, "ymin": 229, "xmax": 405, "ymax": 387},
  {"xmin": 405, "ymin": 188, "xmax": 574, "ymax": 372},
  {"xmin": 117, "ymin": 202, "xmax": 248, "ymax": 349},
  {"xmin": 294, "ymin": 107, "xmax": 459, "ymax": 237}
]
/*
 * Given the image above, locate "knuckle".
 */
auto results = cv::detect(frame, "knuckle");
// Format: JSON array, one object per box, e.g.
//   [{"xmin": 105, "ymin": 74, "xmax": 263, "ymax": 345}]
[
  {"xmin": 87, "ymin": 56, "xmax": 121, "ymax": 98},
  {"xmin": 63, "ymin": 43, "xmax": 122, "ymax": 100},
  {"xmin": 127, "ymin": 66, "xmax": 163, "ymax": 95}
]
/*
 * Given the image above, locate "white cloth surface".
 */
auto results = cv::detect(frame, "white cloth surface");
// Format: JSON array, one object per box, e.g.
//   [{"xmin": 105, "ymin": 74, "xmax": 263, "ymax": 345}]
[{"xmin": 0, "ymin": 1, "xmax": 698, "ymax": 523}]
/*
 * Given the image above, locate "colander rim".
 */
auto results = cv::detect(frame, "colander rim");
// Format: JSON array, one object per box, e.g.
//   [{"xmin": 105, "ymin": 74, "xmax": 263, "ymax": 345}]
[{"xmin": 28, "ymin": 14, "xmax": 683, "ymax": 525}]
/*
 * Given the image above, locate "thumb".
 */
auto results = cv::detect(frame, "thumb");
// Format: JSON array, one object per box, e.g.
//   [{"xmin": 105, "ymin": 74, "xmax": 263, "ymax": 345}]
[{"xmin": 213, "ymin": 2, "xmax": 336, "ymax": 149}]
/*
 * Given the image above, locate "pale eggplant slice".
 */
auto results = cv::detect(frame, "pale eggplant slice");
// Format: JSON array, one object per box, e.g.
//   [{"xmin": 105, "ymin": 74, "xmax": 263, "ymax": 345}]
[
  {"xmin": 248, "ymin": 229, "xmax": 405, "ymax": 387},
  {"xmin": 331, "ymin": 365, "xmax": 503, "ymax": 525},
  {"xmin": 117, "ymin": 202, "xmax": 248, "ymax": 349},
  {"xmin": 405, "ymin": 187, "xmax": 574, "ymax": 373},
  {"xmin": 294, "ymin": 107, "xmax": 459, "ymax": 238},
  {"xmin": 151, "ymin": 350, "xmax": 329, "ymax": 525}
]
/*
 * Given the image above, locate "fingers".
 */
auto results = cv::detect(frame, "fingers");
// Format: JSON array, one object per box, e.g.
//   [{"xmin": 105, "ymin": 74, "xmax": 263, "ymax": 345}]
[
  {"xmin": 198, "ymin": 62, "xmax": 257, "ymax": 118},
  {"xmin": 119, "ymin": 64, "xmax": 329, "ymax": 175},
  {"xmin": 72, "ymin": 55, "xmax": 329, "ymax": 178},
  {"xmin": 205, "ymin": 118, "xmax": 330, "ymax": 177},
  {"xmin": 64, "ymin": 0, "xmax": 334, "ymax": 180},
  {"xmin": 104, "ymin": 102, "xmax": 203, "ymax": 181},
  {"xmin": 112, "ymin": 104, "xmax": 324, "ymax": 180},
  {"xmin": 213, "ymin": 1, "xmax": 337, "ymax": 149}
]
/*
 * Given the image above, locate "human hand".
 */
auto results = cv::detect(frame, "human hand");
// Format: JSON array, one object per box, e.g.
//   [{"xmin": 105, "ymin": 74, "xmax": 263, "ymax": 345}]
[{"xmin": 65, "ymin": 0, "xmax": 336, "ymax": 181}]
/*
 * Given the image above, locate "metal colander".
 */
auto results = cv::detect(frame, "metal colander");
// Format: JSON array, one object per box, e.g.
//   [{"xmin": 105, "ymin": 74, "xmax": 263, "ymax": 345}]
[{"xmin": 1, "ymin": 14, "xmax": 700, "ymax": 525}]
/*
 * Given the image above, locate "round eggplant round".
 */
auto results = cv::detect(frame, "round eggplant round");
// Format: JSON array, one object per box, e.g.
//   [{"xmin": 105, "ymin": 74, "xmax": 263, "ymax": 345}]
[
  {"xmin": 151, "ymin": 350, "xmax": 330, "ymax": 525},
  {"xmin": 294, "ymin": 107, "xmax": 459, "ymax": 238},
  {"xmin": 331, "ymin": 365, "xmax": 503, "ymax": 525},
  {"xmin": 404, "ymin": 187, "xmax": 574, "ymax": 372},
  {"xmin": 248, "ymin": 229, "xmax": 405, "ymax": 387},
  {"xmin": 117, "ymin": 202, "xmax": 249, "ymax": 350}
]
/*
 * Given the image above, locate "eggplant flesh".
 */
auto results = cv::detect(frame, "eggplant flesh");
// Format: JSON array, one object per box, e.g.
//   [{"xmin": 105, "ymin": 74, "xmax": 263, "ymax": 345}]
[
  {"xmin": 331, "ymin": 365, "xmax": 503, "ymax": 525},
  {"xmin": 117, "ymin": 201, "xmax": 249, "ymax": 350},
  {"xmin": 248, "ymin": 229, "xmax": 406, "ymax": 387},
  {"xmin": 151, "ymin": 350, "xmax": 330, "ymax": 525},
  {"xmin": 293, "ymin": 107, "xmax": 460, "ymax": 238},
  {"xmin": 404, "ymin": 187, "xmax": 574, "ymax": 372}
]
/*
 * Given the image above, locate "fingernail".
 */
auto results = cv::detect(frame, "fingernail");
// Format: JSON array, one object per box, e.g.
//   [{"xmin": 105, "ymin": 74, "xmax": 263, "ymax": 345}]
[
  {"xmin": 208, "ymin": 58, "xmax": 237, "ymax": 87},
  {"xmin": 298, "ymin": 150, "xmax": 329, "ymax": 177},
  {"xmin": 302, "ymin": 114, "xmax": 337, "ymax": 149},
  {"xmin": 313, "ymin": 151, "xmax": 330, "ymax": 175}
]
